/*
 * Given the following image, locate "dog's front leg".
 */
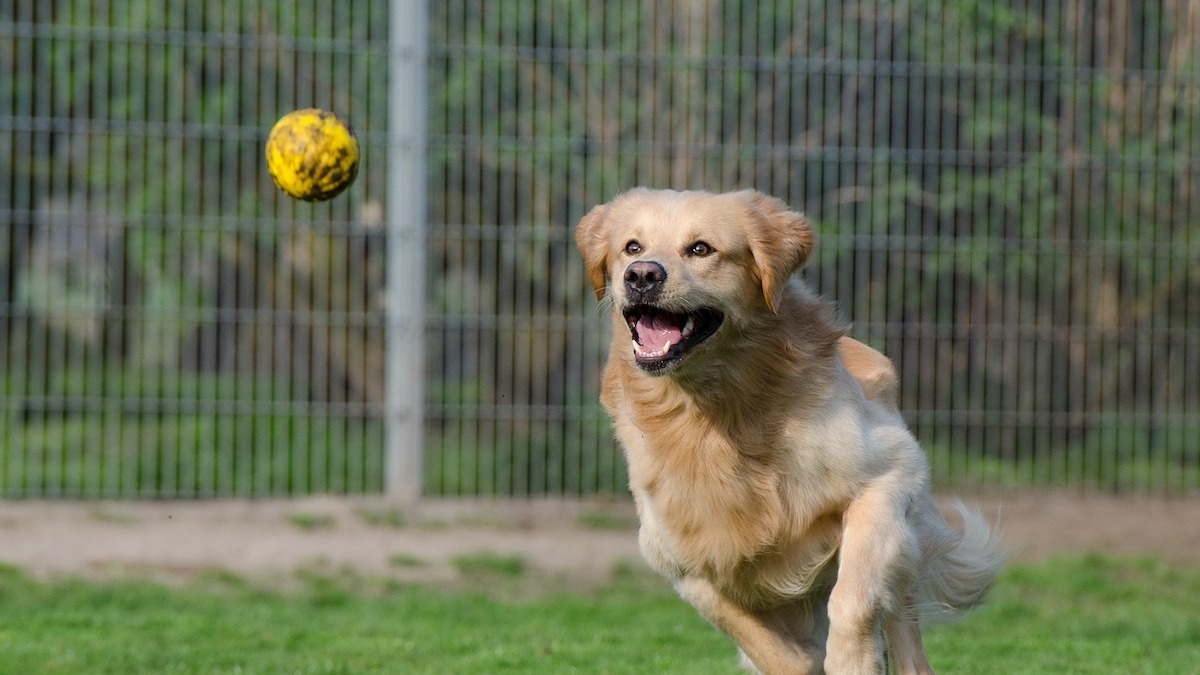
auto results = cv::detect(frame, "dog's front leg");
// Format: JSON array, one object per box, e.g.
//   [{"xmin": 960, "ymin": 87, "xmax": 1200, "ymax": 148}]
[
  {"xmin": 676, "ymin": 576, "xmax": 824, "ymax": 674},
  {"xmin": 825, "ymin": 485, "xmax": 921, "ymax": 675}
]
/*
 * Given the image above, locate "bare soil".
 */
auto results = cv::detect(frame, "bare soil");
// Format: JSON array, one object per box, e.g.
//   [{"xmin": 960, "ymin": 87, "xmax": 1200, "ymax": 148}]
[{"xmin": 3, "ymin": 492, "xmax": 1199, "ymax": 588}]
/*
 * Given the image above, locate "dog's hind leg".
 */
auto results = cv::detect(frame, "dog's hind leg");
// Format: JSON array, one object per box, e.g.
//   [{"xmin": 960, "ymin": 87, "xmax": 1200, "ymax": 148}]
[
  {"xmin": 883, "ymin": 592, "xmax": 935, "ymax": 675},
  {"xmin": 837, "ymin": 336, "xmax": 898, "ymax": 407}
]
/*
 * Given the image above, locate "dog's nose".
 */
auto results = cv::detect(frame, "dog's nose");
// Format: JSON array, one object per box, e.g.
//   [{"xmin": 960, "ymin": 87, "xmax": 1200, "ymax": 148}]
[{"xmin": 624, "ymin": 260, "xmax": 667, "ymax": 296}]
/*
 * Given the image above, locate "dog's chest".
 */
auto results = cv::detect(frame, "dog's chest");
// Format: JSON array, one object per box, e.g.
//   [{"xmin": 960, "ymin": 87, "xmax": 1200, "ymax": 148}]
[
  {"xmin": 634, "ymin": 472, "xmax": 842, "ymax": 606},
  {"xmin": 615, "ymin": 395, "xmax": 851, "ymax": 595},
  {"xmin": 622, "ymin": 419, "xmax": 788, "ymax": 576},
  {"xmin": 605, "ymin": 365, "xmax": 845, "ymax": 579}
]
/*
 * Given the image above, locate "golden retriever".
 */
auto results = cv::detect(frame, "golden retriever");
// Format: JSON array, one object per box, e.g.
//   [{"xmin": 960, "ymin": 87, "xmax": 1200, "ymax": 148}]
[{"xmin": 575, "ymin": 188, "xmax": 1003, "ymax": 674}]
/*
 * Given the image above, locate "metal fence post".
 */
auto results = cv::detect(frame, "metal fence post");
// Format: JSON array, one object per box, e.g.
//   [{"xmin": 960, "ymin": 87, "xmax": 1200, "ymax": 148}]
[{"xmin": 386, "ymin": 0, "xmax": 428, "ymax": 501}]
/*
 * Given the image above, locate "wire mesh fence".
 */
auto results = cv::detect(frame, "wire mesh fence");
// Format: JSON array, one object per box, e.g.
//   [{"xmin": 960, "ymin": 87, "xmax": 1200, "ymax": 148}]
[
  {"xmin": 2, "ymin": 1, "xmax": 1199, "ymax": 498},
  {"xmin": 1, "ymin": 1, "xmax": 392, "ymax": 497}
]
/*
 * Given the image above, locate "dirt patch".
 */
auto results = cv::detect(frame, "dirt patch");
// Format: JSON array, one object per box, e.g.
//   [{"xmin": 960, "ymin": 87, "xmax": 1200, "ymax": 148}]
[
  {"xmin": 968, "ymin": 491, "xmax": 1200, "ymax": 567},
  {"xmin": 2, "ymin": 492, "xmax": 1198, "ymax": 588},
  {"xmin": 0, "ymin": 496, "xmax": 643, "ymax": 588}
]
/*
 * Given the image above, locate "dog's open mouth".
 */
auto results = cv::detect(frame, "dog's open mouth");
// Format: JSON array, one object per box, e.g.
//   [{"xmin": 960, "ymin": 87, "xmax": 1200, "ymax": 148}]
[{"xmin": 623, "ymin": 305, "xmax": 724, "ymax": 372}]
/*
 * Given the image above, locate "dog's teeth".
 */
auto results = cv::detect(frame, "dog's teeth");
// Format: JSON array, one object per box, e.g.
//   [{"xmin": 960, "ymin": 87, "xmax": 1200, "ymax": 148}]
[
  {"xmin": 682, "ymin": 317, "xmax": 694, "ymax": 337},
  {"xmin": 633, "ymin": 339, "xmax": 672, "ymax": 358}
]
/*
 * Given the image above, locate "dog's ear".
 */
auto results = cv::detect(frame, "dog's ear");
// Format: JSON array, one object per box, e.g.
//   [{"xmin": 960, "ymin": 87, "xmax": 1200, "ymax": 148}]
[
  {"xmin": 744, "ymin": 190, "xmax": 814, "ymax": 313},
  {"xmin": 575, "ymin": 203, "xmax": 610, "ymax": 300}
]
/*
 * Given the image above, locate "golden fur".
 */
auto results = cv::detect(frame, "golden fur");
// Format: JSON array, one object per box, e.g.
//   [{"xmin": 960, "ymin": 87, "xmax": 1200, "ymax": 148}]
[{"xmin": 576, "ymin": 188, "xmax": 1003, "ymax": 674}]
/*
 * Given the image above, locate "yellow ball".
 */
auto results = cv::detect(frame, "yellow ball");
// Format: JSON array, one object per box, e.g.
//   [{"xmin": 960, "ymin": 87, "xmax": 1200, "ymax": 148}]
[{"xmin": 265, "ymin": 108, "xmax": 360, "ymax": 202}]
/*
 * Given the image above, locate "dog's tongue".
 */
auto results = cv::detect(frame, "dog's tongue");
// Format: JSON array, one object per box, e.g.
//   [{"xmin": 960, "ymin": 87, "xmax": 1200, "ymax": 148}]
[{"xmin": 636, "ymin": 313, "xmax": 683, "ymax": 352}]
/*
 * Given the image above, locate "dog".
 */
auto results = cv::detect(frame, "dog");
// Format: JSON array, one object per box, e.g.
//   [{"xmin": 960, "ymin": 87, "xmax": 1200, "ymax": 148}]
[{"xmin": 575, "ymin": 188, "xmax": 1003, "ymax": 674}]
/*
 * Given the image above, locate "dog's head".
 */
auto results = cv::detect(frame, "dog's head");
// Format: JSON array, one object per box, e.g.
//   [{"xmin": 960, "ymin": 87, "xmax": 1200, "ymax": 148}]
[{"xmin": 575, "ymin": 188, "xmax": 814, "ymax": 375}]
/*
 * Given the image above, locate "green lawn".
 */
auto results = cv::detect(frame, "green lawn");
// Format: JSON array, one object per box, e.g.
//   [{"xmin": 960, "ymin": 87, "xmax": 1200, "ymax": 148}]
[
  {"xmin": 0, "ymin": 556, "xmax": 1197, "ymax": 674},
  {"xmin": 923, "ymin": 555, "xmax": 1200, "ymax": 674}
]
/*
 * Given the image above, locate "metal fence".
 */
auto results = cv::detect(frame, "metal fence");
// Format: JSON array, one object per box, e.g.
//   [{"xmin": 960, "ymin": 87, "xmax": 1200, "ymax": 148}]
[
  {"xmin": 3, "ymin": 1, "xmax": 1199, "ymax": 498},
  {"xmin": 1, "ymin": 0, "xmax": 394, "ymax": 497}
]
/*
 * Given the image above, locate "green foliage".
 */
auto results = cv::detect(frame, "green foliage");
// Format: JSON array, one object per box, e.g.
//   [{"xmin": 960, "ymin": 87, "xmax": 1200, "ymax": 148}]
[
  {"xmin": 927, "ymin": 415, "xmax": 1200, "ymax": 493},
  {"xmin": 426, "ymin": 421, "xmax": 626, "ymax": 497},
  {"xmin": 432, "ymin": 0, "xmax": 1200, "ymax": 473},
  {"xmin": 0, "ymin": 370, "xmax": 384, "ymax": 497},
  {"xmin": 1, "ymin": 0, "xmax": 389, "ymax": 377},
  {"xmin": 426, "ymin": 378, "xmax": 624, "ymax": 496}
]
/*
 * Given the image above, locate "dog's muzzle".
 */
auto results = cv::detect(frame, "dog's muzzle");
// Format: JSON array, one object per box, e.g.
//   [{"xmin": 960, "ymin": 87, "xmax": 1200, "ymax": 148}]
[{"xmin": 623, "ymin": 304, "xmax": 724, "ymax": 373}]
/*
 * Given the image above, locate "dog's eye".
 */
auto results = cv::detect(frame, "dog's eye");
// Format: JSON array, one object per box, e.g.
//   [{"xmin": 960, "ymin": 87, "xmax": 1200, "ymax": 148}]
[
  {"xmin": 624, "ymin": 240, "xmax": 642, "ymax": 255},
  {"xmin": 687, "ymin": 241, "xmax": 714, "ymax": 257}
]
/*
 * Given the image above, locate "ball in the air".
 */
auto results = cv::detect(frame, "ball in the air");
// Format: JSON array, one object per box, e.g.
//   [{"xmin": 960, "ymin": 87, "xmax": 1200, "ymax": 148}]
[{"xmin": 265, "ymin": 108, "xmax": 360, "ymax": 202}]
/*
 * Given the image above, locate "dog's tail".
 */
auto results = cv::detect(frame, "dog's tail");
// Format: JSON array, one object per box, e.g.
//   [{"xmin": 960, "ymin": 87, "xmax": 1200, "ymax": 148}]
[{"xmin": 917, "ymin": 500, "xmax": 1006, "ymax": 622}]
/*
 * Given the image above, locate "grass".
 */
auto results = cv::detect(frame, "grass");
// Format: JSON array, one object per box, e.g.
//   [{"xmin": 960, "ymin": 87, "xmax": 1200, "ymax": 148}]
[
  {"xmin": 286, "ymin": 513, "xmax": 338, "ymax": 530},
  {"xmin": 0, "ymin": 564, "xmax": 728, "ymax": 675},
  {"xmin": 577, "ymin": 510, "xmax": 641, "ymax": 530},
  {"xmin": 925, "ymin": 555, "xmax": 1200, "ymax": 673},
  {"xmin": 356, "ymin": 507, "xmax": 408, "ymax": 528},
  {"xmin": 0, "ymin": 556, "xmax": 1198, "ymax": 674},
  {"xmin": 387, "ymin": 554, "xmax": 427, "ymax": 568},
  {"xmin": 451, "ymin": 553, "xmax": 528, "ymax": 578}
]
